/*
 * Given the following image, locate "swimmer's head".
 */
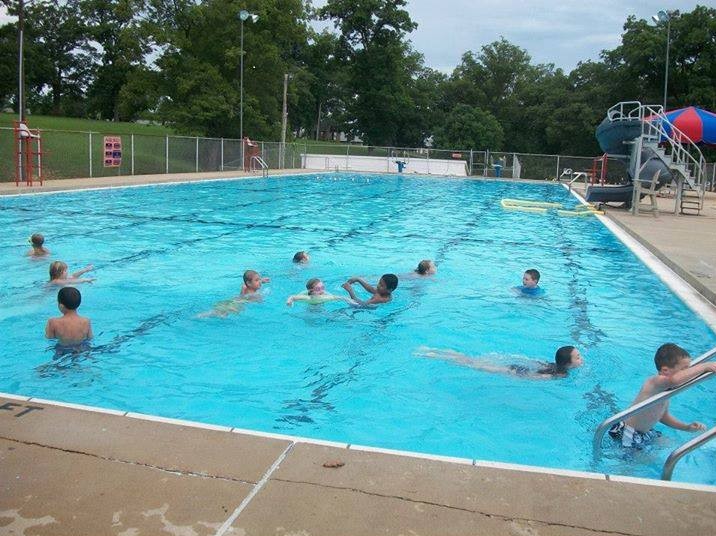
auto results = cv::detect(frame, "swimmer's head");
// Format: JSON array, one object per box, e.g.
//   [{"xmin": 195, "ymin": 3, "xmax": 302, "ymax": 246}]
[
  {"xmin": 243, "ymin": 269, "xmax": 262, "ymax": 291},
  {"xmin": 654, "ymin": 343, "xmax": 690, "ymax": 374},
  {"xmin": 49, "ymin": 261, "xmax": 68, "ymax": 281},
  {"xmin": 523, "ymin": 269, "xmax": 540, "ymax": 288},
  {"xmin": 293, "ymin": 251, "xmax": 310, "ymax": 264},
  {"xmin": 306, "ymin": 278, "xmax": 325, "ymax": 295},
  {"xmin": 377, "ymin": 274, "xmax": 398, "ymax": 295},
  {"xmin": 57, "ymin": 286, "xmax": 81, "ymax": 311},
  {"xmin": 555, "ymin": 345, "xmax": 583, "ymax": 371},
  {"xmin": 416, "ymin": 260, "xmax": 436, "ymax": 275},
  {"xmin": 30, "ymin": 233, "xmax": 45, "ymax": 247}
]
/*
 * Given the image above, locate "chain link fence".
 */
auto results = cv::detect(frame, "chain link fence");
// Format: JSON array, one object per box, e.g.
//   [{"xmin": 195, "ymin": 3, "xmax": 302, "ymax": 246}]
[{"xmin": 2, "ymin": 126, "xmax": 705, "ymax": 188}]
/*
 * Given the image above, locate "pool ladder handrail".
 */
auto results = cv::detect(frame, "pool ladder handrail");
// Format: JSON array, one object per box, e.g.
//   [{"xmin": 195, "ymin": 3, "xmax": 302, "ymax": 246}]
[
  {"xmin": 662, "ymin": 425, "xmax": 716, "ymax": 480},
  {"xmin": 592, "ymin": 345, "xmax": 716, "ymax": 459},
  {"xmin": 250, "ymin": 155, "xmax": 269, "ymax": 177}
]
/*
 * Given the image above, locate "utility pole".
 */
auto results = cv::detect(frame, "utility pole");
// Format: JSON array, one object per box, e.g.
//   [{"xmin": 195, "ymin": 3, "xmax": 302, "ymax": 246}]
[{"xmin": 280, "ymin": 73, "xmax": 288, "ymax": 168}]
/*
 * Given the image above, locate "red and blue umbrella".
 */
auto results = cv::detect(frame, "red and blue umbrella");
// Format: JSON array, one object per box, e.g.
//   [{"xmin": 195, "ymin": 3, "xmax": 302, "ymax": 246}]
[{"xmin": 656, "ymin": 106, "xmax": 716, "ymax": 145}]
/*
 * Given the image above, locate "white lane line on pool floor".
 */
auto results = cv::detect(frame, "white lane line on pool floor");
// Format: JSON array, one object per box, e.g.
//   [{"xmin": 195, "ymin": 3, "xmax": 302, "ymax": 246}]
[{"xmin": 214, "ymin": 442, "xmax": 295, "ymax": 536}]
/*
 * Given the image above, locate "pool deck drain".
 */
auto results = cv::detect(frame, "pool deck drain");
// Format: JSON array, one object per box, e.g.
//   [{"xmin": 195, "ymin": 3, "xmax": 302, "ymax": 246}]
[
  {"xmin": 2, "ymin": 394, "xmax": 715, "ymax": 536},
  {"xmin": 2, "ymin": 173, "xmax": 716, "ymax": 534}
]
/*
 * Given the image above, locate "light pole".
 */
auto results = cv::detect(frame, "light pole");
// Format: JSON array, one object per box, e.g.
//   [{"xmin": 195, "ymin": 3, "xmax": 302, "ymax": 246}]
[
  {"xmin": 239, "ymin": 9, "xmax": 258, "ymax": 170},
  {"xmin": 651, "ymin": 10, "xmax": 672, "ymax": 112}
]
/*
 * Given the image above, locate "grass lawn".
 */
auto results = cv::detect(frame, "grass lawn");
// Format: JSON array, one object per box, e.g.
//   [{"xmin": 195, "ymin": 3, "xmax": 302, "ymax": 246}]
[{"xmin": 0, "ymin": 113, "xmax": 175, "ymax": 136}]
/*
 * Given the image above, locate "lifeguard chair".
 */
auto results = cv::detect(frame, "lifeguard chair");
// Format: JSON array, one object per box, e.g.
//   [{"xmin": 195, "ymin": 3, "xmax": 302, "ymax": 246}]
[{"xmin": 13, "ymin": 120, "xmax": 43, "ymax": 186}]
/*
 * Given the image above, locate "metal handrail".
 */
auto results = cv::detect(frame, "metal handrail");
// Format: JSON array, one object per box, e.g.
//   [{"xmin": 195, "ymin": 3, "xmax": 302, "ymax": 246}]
[
  {"xmin": 593, "ymin": 346, "xmax": 716, "ymax": 457},
  {"xmin": 662, "ymin": 426, "xmax": 716, "ymax": 480},
  {"xmin": 250, "ymin": 155, "xmax": 269, "ymax": 177}
]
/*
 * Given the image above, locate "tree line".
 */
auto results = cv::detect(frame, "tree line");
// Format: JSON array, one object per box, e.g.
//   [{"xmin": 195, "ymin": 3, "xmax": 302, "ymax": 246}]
[{"xmin": 1, "ymin": 1, "xmax": 714, "ymax": 156}]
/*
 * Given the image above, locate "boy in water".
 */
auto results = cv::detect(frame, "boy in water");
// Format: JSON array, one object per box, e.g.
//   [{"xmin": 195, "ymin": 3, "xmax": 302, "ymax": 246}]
[
  {"xmin": 341, "ymin": 274, "xmax": 398, "ymax": 306},
  {"xmin": 286, "ymin": 278, "xmax": 355, "ymax": 306},
  {"xmin": 199, "ymin": 269, "xmax": 270, "ymax": 318},
  {"xmin": 515, "ymin": 268, "xmax": 542, "ymax": 296},
  {"xmin": 27, "ymin": 233, "xmax": 50, "ymax": 257},
  {"xmin": 609, "ymin": 343, "xmax": 716, "ymax": 448},
  {"xmin": 415, "ymin": 260, "xmax": 437, "ymax": 276},
  {"xmin": 45, "ymin": 287, "xmax": 93, "ymax": 349},
  {"xmin": 415, "ymin": 345, "xmax": 583, "ymax": 379},
  {"xmin": 49, "ymin": 261, "xmax": 95, "ymax": 285},
  {"xmin": 293, "ymin": 251, "xmax": 310, "ymax": 264},
  {"xmin": 241, "ymin": 270, "xmax": 270, "ymax": 297}
]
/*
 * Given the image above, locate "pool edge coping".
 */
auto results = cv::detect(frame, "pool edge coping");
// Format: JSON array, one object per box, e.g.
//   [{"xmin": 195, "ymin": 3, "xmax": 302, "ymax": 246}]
[{"xmin": 3, "ymin": 391, "xmax": 714, "ymax": 494}]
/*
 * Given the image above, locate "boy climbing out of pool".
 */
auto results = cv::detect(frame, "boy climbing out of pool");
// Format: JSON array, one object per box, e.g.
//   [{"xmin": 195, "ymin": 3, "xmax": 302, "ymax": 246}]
[
  {"xmin": 514, "ymin": 268, "xmax": 543, "ymax": 296},
  {"xmin": 414, "ymin": 345, "xmax": 584, "ymax": 379},
  {"xmin": 286, "ymin": 278, "xmax": 355, "ymax": 306},
  {"xmin": 49, "ymin": 261, "xmax": 95, "ymax": 285},
  {"xmin": 45, "ymin": 287, "xmax": 93, "ymax": 349},
  {"xmin": 341, "ymin": 274, "xmax": 398, "ymax": 306},
  {"xmin": 27, "ymin": 233, "xmax": 50, "ymax": 257},
  {"xmin": 608, "ymin": 343, "xmax": 716, "ymax": 448}
]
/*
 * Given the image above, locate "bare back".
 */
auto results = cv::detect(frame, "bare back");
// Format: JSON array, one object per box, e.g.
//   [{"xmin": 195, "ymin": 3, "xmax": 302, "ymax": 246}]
[
  {"xmin": 46, "ymin": 313, "xmax": 93, "ymax": 346},
  {"xmin": 624, "ymin": 377, "xmax": 669, "ymax": 432}
]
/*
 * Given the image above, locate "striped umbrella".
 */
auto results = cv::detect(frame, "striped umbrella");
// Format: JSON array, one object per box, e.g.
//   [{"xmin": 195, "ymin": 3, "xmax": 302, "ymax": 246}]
[{"xmin": 656, "ymin": 106, "xmax": 716, "ymax": 145}]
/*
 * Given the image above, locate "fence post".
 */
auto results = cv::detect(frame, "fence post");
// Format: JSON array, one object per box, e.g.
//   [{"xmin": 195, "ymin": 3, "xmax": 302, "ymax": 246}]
[
  {"xmin": 346, "ymin": 142, "xmax": 350, "ymax": 171},
  {"xmin": 165, "ymin": 136, "xmax": 169, "ymax": 174},
  {"xmin": 88, "ymin": 132, "xmax": 93, "ymax": 178},
  {"xmin": 221, "ymin": 138, "xmax": 224, "ymax": 172},
  {"xmin": 195, "ymin": 137, "xmax": 199, "ymax": 173},
  {"xmin": 469, "ymin": 149, "xmax": 473, "ymax": 176},
  {"xmin": 555, "ymin": 155, "xmax": 560, "ymax": 180}
]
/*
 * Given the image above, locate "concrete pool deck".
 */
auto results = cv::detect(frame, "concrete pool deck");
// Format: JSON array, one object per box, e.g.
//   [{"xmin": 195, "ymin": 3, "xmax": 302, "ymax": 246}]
[
  {"xmin": 2, "ymin": 394, "xmax": 715, "ymax": 536},
  {"xmin": 2, "ymin": 173, "xmax": 716, "ymax": 535}
]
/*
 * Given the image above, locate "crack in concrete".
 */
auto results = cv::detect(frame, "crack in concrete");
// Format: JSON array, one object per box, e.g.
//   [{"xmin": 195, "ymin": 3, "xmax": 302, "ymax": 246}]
[
  {"xmin": 0, "ymin": 435, "xmax": 256, "ymax": 485},
  {"xmin": 271, "ymin": 478, "xmax": 638, "ymax": 536}
]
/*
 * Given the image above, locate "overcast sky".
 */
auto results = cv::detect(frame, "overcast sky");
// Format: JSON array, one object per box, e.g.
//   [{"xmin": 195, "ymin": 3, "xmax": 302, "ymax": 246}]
[{"xmin": 0, "ymin": 1, "xmax": 706, "ymax": 72}]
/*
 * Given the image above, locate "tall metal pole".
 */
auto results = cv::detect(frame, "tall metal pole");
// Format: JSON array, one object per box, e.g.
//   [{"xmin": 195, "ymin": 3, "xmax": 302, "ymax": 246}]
[
  {"xmin": 240, "ymin": 18, "xmax": 244, "ymax": 170},
  {"xmin": 281, "ymin": 73, "xmax": 288, "ymax": 168},
  {"xmin": 663, "ymin": 17, "xmax": 670, "ymax": 111},
  {"xmin": 18, "ymin": 0, "xmax": 25, "ymax": 122}
]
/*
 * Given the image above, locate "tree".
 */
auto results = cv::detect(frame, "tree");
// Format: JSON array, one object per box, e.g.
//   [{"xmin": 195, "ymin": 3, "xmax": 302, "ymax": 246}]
[
  {"xmin": 432, "ymin": 104, "xmax": 504, "ymax": 150},
  {"xmin": 320, "ymin": 0, "xmax": 430, "ymax": 146},
  {"xmin": 24, "ymin": 0, "xmax": 93, "ymax": 115},
  {"xmin": 82, "ymin": 0, "xmax": 150, "ymax": 121}
]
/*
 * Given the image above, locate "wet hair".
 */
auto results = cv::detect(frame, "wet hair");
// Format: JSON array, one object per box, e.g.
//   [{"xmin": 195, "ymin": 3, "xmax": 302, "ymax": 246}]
[
  {"xmin": 380, "ymin": 273, "xmax": 399, "ymax": 292},
  {"xmin": 416, "ymin": 260, "xmax": 433, "ymax": 275},
  {"xmin": 654, "ymin": 343, "xmax": 690, "ymax": 370},
  {"xmin": 293, "ymin": 251, "xmax": 309, "ymax": 263},
  {"xmin": 58, "ymin": 287, "xmax": 81, "ymax": 310},
  {"xmin": 537, "ymin": 345, "xmax": 576, "ymax": 376},
  {"xmin": 306, "ymin": 278, "xmax": 321, "ymax": 293},
  {"xmin": 49, "ymin": 261, "xmax": 68, "ymax": 281},
  {"xmin": 31, "ymin": 233, "xmax": 45, "ymax": 246},
  {"xmin": 243, "ymin": 270, "xmax": 259, "ymax": 284},
  {"xmin": 525, "ymin": 269, "xmax": 540, "ymax": 282}
]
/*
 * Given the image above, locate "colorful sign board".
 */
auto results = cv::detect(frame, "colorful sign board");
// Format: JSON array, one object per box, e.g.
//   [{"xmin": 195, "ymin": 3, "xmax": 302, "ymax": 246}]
[{"xmin": 103, "ymin": 136, "xmax": 122, "ymax": 167}]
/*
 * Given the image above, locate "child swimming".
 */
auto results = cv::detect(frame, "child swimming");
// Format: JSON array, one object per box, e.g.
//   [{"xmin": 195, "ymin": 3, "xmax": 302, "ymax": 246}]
[
  {"xmin": 48, "ymin": 261, "xmax": 95, "ymax": 285},
  {"xmin": 414, "ymin": 345, "xmax": 584, "ymax": 379},
  {"xmin": 198, "ymin": 269, "xmax": 270, "ymax": 318},
  {"xmin": 342, "ymin": 274, "xmax": 398, "ymax": 306},
  {"xmin": 514, "ymin": 268, "xmax": 543, "ymax": 296},
  {"xmin": 241, "ymin": 269, "xmax": 270, "ymax": 297},
  {"xmin": 286, "ymin": 278, "xmax": 355, "ymax": 306},
  {"xmin": 293, "ymin": 251, "xmax": 310, "ymax": 264},
  {"xmin": 45, "ymin": 287, "xmax": 93, "ymax": 350},
  {"xmin": 27, "ymin": 233, "xmax": 50, "ymax": 257},
  {"xmin": 415, "ymin": 260, "xmax": 437, "ymax": 276}
]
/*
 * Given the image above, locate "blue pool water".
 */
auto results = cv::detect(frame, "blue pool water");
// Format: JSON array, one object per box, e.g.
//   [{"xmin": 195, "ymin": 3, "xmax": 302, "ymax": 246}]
[{"xmin": 1, "ymin": 173, "xmax": 715, "ymax": 485}]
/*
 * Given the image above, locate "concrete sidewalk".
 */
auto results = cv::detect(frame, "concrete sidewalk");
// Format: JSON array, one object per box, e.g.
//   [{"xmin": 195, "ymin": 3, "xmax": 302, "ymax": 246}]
[{"xmin": 2, "ymin": 395, "xmax": 715, "ymax": 536}]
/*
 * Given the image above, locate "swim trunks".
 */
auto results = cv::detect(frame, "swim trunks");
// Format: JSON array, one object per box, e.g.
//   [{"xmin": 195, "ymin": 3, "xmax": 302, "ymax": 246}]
[
  {"xmin": 608, "ymin": 421, "xmax": 661, "ymax": 448},
  {"xmin": 508, "ymin": 364, "xmax": 530, "ymax": 376}
]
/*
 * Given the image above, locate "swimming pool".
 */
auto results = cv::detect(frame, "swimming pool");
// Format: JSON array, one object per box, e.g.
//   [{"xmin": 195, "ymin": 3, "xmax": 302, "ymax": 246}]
[{"xmin": 2, "ymin": 173, "xmax": 715, "ymax": 485}]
